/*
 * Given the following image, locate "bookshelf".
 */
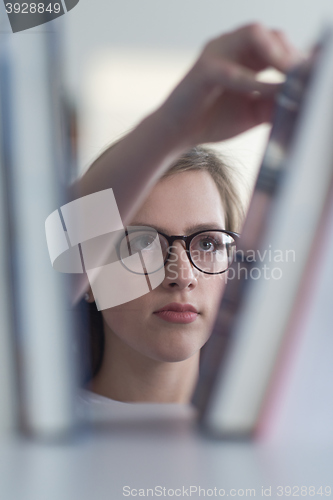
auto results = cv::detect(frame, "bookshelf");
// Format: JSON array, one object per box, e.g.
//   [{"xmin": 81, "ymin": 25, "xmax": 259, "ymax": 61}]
[
  {"xmin": 0, "ymin": 410, "xmax": 332, "ymax": 500},
  {"xmin": 1, "ymin": 19, "xmax": 332, "ymax": 500}
]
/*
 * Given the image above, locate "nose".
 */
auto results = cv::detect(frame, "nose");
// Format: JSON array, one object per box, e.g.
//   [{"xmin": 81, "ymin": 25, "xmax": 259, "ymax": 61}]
[{"xmin": 161, "ymin": 241, "xmax": 199, "ymax": 290}]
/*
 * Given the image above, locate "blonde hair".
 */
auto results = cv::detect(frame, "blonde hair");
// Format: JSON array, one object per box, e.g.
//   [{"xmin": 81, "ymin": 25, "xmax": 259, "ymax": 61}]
[{"xmin": 163, "ymin": 146, "xmax": 244, "ymax": 232}]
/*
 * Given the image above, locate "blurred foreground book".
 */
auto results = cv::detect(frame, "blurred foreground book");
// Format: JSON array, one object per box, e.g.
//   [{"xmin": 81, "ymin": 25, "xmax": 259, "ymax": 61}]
[
  {"xmin": 194, "ymin": 28, "xmax": 333, "ymax": 440},
  {"xmin": 0, "ymin": 39, "xmax": 19, "ymax": 438},
  {"xmin": 0, "ymin": 28, "xmax": 79, "ymax": 439}
]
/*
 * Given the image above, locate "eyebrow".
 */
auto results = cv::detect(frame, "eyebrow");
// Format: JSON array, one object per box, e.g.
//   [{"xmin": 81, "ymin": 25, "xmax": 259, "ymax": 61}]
[{"xmin": 128, "ymin": 222, "xmax": 226, "ymax": 234}]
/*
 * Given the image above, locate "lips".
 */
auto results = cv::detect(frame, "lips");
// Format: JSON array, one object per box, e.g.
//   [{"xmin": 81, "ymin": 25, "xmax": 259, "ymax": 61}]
[
  {"xmin": 153, "ymin": 303, "xmax": 199, "ymax": 324},
  {"xmin": 155, "ymin": 303, "xmax": 198, "ymax": 313}
]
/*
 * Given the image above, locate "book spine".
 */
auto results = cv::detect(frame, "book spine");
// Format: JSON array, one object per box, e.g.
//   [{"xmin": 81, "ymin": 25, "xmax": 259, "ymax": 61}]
[
  {"xmin": 257, "ymin": 176, "xmax": 333, "ymax": 442},
  {"xmin": 6, "ymin": 29, "xmax": 78, "ymax": 439},
  {"xmin": 200, "ymin": 29, "xmax": 333, "ymax": 436},
  {"xmin": 0, "ymin": 38, "xmax": 19, "ymax": 438},
  {"xmin": 193, "ymin": 61, "xmax": 311, "ymax": 422}
]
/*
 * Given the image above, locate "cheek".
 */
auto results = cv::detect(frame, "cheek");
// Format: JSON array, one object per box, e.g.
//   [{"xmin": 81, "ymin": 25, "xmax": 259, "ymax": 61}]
[
  {"xmin": 100, "ymin": 293, "xmax": 152, "ymax": 335},
  {"xmin": 101, "ymin": 306, "xmax": 129, "ymax": 334},
  {"xmin": 201, "ymin": 272, "xmax": 226, "ymax": 296},
  {"xmin": 199, "ymin": 273, "xmax": 226, "ymax": 317}
]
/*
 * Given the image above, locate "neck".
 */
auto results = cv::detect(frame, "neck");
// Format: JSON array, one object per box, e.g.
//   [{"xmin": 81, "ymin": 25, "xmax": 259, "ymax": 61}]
[{"xmin": 88, "ymin": 323, "xmax": 200, "ymax": 404}]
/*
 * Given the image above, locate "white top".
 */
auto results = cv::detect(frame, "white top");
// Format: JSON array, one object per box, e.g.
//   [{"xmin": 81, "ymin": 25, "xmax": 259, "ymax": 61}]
[{"xmin": 77, "ymin": 388, "xmax": 197, "ymax": 425}]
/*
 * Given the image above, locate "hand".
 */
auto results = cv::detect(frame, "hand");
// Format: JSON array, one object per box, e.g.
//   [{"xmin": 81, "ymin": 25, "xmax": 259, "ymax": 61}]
[{"xmin": 158, "ymin": 23, "xmax": 302, "ymax": 146}]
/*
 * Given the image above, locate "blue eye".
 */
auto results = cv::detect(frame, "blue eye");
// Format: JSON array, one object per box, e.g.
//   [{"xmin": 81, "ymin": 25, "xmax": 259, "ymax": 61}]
[
  {"xmin": 120, "ymin": 227, "xmax": 162, "ymax": 262},
  {"xmin": 130, "ymin": 234, "xmax": 156, "ymax": 252},
  {"xmin": 200, "ymin": 239, "xmax": 213, "ymax": 250},
  {"xmin": 196, "ymin": 236, "xmax": 223, "ymax": 252}
]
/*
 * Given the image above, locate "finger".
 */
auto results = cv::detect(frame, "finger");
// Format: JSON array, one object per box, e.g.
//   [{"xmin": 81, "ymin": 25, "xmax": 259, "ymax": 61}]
[
  {"xmin": 200, "ymin": 92, "xmax": 276, "ymax": 142},
  {"xmin": 205, "ymin": 23, "xmax": 302, "ymax": 73},
  {"xmin": 250, "ymin": 26, "xmax": 301, "ymax": 72},
  {"xmin": 270, "ymin": 29, "xmax": 305, "ymax": 69},
  {"xmin": 204, "ymin": 57, "xmax": 282, "ymax": 97}
]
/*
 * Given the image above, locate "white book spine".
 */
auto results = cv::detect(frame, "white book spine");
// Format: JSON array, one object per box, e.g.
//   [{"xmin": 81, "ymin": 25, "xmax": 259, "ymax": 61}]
[
  {"xmin": 0, "ymin": 40, "xmax": 18, "ymax": 438},
  {"xmin": 260, "ymin": 187, "xmax": 333, "ymax": 443},
  {"xmin": 7, "ymin": 30, "xmax": 78, "ymax": 438},
  {"xmin": 205, "ymin": 29, "xmax": 333, "ymax": 435}
]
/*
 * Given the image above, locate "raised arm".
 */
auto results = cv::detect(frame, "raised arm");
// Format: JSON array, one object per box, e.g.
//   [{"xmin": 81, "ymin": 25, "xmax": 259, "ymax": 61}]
[
  {"xmin": 72, "ymin": 23, "xmax": 300, "ymax": 224},
  {"xmin": 69, "ymin": 24, "xmax": 301, "ymax": 303}
]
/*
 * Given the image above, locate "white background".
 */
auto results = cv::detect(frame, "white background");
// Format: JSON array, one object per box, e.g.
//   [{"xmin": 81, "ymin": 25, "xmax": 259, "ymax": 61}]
[{"xmin": 2, "ymin": 0, "xmax": 333, "ymax": 201}]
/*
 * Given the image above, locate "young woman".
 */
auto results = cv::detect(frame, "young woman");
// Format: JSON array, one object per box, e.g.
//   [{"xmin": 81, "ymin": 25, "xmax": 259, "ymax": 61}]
[
  {"xmin": 73, "ymin": 23, "xmax": 300, "ymax": 404},
  {"xmin": 84, "ymin": 146, "xmax": 242, "ymax": 403}
]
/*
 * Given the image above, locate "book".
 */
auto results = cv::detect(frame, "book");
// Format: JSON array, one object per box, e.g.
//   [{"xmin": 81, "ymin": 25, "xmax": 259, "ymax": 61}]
[
  {"xmin": 258, "ymin": 177, "xmax": 333, "ymax": 443},
  {"xmin": 4, "ymin": 29, "xmax": 79, "ymax": 438},
  {"xmin": 0, "ymin": 38, "xmax": 19, "ymax": 438},
  {"xmin": 194, "ymin": 28, "xmax": 333, "ymax": 437}
]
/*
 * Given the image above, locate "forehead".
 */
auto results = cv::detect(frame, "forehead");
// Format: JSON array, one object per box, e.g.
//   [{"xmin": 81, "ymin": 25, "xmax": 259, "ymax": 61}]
[{"xmin": 131, "ymin": 170, "xmax": 226, "ymax": 234}]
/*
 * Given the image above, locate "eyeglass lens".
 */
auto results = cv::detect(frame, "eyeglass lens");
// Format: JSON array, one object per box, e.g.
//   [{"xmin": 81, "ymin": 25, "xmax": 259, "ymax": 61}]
[
  {"xmin": 119, "ymin": 227, "xmax": 164, "ymax": 274},
  {"xmin": 119, "ymin": 227, "xmax": 236, "ymax": 275},
  {"xmin": 188, "ymin": 231, "xmax": 236, "ymax": 274}
]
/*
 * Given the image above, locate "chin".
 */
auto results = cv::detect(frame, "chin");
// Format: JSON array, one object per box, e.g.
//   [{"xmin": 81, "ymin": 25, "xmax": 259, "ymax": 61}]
[
  {"xmin": 156, "ymin": 352, "xmax": 196, "ymax": 363},
  {"xmin": 144, "ymin": 322, "xmax": 211, "ymax": 363},
  {"xmin": 146, "ymin": 338, "xmax": 204, "ymax": 363}
]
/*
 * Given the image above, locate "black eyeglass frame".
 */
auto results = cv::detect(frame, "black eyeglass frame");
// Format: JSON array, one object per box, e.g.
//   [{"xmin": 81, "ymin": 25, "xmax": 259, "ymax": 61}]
[
  {"xmin": 158, "ymin": 229, "xmax": 240, "ymax": 275},
  {"xmin": 120, "ymin": 227, "xmax": 240, "ymax": 276}
]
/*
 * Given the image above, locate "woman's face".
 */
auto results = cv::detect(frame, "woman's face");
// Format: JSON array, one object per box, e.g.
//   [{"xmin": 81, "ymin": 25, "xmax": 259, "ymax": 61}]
[{"xmin": 101, "ymin": 170, "xmax": 227, "ymax": 363}]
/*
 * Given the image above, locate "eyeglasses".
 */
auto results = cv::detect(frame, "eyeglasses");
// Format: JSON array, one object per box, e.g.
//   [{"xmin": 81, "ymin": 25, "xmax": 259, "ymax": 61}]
[{"xmin": 118, "ymin": 226, "xmax": 239, "ymax": 275}]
